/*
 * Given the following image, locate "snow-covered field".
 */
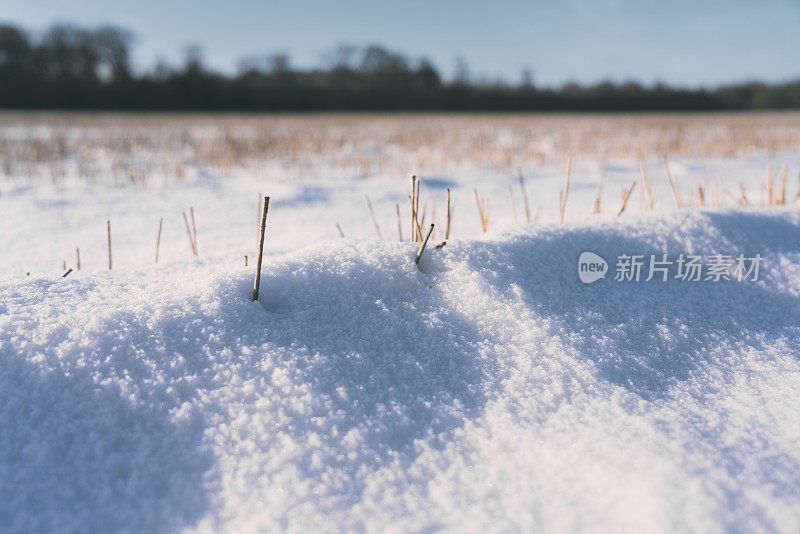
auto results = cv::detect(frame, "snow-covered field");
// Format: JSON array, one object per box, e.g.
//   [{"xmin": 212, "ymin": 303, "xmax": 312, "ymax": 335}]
[{"xmin": 1, "ymin": 113, "xmax": 800, "ymax": 532}]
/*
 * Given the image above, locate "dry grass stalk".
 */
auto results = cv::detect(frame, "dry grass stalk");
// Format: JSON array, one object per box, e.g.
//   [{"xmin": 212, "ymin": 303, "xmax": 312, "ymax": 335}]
[
  {"xmin": 244, "ymin": 255, "xmax": 248, "ymax": 266},
  {"xmin": 155, "ymin": 217, "xmax": 163, "ymax": 263},
  {"xmin": 408, "ymin": 195, "xmax": 422, "ymax": 241},
  {"xmin": 639, "ymin": 161, "xmax": 653, "ymax": 210},
  {"xmin": 508, "ymin": 186, "xmax": 518, "ymax": 224},
  {"xmin": 336, "ymin": 222, "xmax": 345, "ymax": 237},
  {"xmin": 252, "ymin": 196, "xmax": 270, "ymax": 302},
  {"xmin": 257, "ymin": 193, "xmax": 263, "ymax": 242},
  {"xmin": 777, "ymin": 164, "xmax": 787, "ymax": 205},
  {"xmin": 445, "ymin": 188, "xmax": 451, "ymax": 239},
  {"xmin": 661, "ymin": 155, "xmax": 683, "ymax": 209},
  {"xmin": 766, "ymin": 168, "xmax": 774, "ymax": 205},
  {"xmin": 617, "ymin": 181, "xmax": 637, "ymax": 216},
  {"xmin": 593, "ymin": 165, "xmax": 605, "ymax": 214},
  {"xmin": 182, "ymin": 211, "xmax": 197, "ymax": 256},
  {"xmin": 410, "ymin": 176, "xmax": 417, "ymax": 241},
  {"xmin": 62, "ymin": 268, "xmax": 73, "ymax": 278},
  {"xmin": 473, "ymin": 187, "xmax": 488, "ymax": 232},
  {"xmin": 365, "ymin": 194, "xmax": 383, "ymax": 240},
  {"xmin": 395, "ymin": 203, "xmax": 403, "ymax": 241},
  {"xmin": 414, "ymin": 224, "xmax": 434, "ymax": 265},
  {"xmin": 518, "ymin": 169, "xmax": 531, "ymax": 223},
  {"xmin": 106, "ymin": 220, "xmax": 112, "ymax": 270},
  {"xmin": 712, "ymin": 181, "xmax": 721, "ymax": 207},
  {"xmin": 190, "ymin": 207, "xmax": 198, "ymax": 254},
  {"xmin": 76, "ymin": 247, "xmax": 81, "ymax": 270},
  {"xmin": 560, "ymin": 157, "xmax": 572, "ymax": 224},
  {"xmin": 415, "ymin": 178, "xmax": 421, "ymax": 240},
  {"xmin": 696, "ymin": 186, "xmax": 705, "ymax": 208}
]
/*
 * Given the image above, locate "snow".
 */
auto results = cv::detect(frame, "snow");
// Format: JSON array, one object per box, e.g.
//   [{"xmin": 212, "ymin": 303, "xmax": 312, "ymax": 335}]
[
  {"xmin": 2, "ymin": 203, "xmax": 800, "ymax": 531},
  {"xmin": 2, "ymin": 115, "xmax": 800, "ymax": 531}
]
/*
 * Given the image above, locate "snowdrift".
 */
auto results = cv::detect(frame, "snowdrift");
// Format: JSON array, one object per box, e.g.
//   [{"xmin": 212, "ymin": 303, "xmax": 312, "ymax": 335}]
[{"xmin": 1, "ymin": 209, "xmax": 799, "ymax": 532}]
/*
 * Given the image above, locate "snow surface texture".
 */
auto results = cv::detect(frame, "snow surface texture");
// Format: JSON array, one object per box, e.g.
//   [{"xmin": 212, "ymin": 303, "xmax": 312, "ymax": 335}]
[{"xmin": 2, "ymin": 208, "xmax": 800, "ymax": 532}]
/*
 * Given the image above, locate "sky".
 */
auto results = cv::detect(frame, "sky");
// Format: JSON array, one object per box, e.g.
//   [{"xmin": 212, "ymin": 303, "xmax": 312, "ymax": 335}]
[{"xmin": 2, "ymin": 0, "xmax": 799, "ymax": 87}]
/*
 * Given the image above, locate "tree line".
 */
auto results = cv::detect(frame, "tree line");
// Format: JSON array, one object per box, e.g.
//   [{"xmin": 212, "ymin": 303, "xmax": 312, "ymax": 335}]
[{"xmin": 1, "ymin": 22, "xmax": 799, "ymax": 111}]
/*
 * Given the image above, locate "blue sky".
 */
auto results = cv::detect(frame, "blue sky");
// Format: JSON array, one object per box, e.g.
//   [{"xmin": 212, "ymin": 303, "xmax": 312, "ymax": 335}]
[{"xmin": 2, "ymin": 0, "xmax": 799, "ymax": 87}]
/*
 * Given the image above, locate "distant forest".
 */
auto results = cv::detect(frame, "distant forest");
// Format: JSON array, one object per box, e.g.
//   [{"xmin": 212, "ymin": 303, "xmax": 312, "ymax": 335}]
[{"xmin": 2, "ymin": 23, "xmax": 800, "ymax": 111}]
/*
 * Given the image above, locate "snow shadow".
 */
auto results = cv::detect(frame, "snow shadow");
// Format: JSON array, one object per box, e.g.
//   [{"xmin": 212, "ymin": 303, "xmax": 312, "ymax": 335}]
[
  {"xmin": 460, "ymin": 215, "xmax": 800, "ymax": 401},
  {"xmin": 415, "ymin": 177, "xmax": 456, "ymax": 190},
  {"xmin": 702, "ymin": 210, "xmax": 800, "ymax": 255},
  {"xmin": 0, "ymin": 353, "xmax": 212, "ymax": 533},
  {"xmin": 272, "ymin": 185, "xmax": 332, "ymax": 208}
]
